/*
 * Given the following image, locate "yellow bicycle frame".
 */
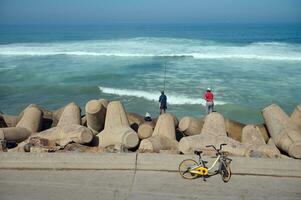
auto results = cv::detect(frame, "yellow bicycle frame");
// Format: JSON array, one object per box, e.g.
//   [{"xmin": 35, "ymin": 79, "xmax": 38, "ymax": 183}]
[{"xmin": 189, "ymin": 155, "xmax": 221, "ymax": 176}]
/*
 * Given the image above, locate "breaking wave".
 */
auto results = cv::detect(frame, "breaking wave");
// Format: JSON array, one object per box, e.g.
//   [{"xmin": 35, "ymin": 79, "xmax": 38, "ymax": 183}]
[
  {"xmin": 1, "ymin": 37, "xmax": 301, "ymax": 61},
  {"xmin": 98, "ymin": 86, "xmax": 227, "ymax": 105}
]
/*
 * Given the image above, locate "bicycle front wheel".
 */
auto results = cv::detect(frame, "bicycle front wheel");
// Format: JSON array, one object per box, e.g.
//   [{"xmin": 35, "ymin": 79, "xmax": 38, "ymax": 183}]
[
  {"xmin": 221, "ymin": 162, "xmax": 231, "ymax": 183},
  {"xmin": 178, "ymin": 159, "xmax": 198, "ymax": 179}
]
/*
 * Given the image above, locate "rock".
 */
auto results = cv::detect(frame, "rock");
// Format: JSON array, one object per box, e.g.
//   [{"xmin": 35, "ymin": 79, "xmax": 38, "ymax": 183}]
[
  {"xmin": 139, "ymin": 113, "xmax": 178, "ymax": 153},
  {"xmin": 56, "ymin": 143, "xmax": 105, "ymax": 153},
  {"xmin": 29, "ymin": 146, "xmax": 61, "ymax": 153},
  {"xmin": 97, "ymin": 101, "xmax": 139, "ymax": 149},
  {"xmin": 28, "ymin": 136, "xmax": 51, "ymax": 147},
  {"xmin": 105, "ymin": 144, "xmax": 129, "ymax": 153},
  {"xmin": 262, "ymin": 104, "xmax": 301, "ymax": 158},
  {"xmin": 178, "ymin": 116, "xmax": 204, "ymax": 136},
  {"xmin": 85, "ymin": 99, "xmax": 107, "ymax": 134},
  {"xmin": 0, "ymin": 139, "xmax": 7, "ymax": 152}
]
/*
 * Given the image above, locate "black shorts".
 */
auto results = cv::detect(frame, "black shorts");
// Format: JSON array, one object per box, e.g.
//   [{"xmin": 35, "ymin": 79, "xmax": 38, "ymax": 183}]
[{"xmin": 160, "ymin": 105, "xmax": 167, "ymax": 109}]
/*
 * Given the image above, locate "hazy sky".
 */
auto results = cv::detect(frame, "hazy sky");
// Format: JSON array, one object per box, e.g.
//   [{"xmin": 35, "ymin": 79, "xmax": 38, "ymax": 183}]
[{"xmin": 0, "ymin": 0, "xmax": 300, "ymax": 24}]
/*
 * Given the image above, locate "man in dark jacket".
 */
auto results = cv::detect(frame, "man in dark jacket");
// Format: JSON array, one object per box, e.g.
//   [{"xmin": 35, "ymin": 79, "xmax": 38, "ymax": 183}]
[{"xmin": 159, "ymin": 91, "xmax": 167, "ymax": 114}]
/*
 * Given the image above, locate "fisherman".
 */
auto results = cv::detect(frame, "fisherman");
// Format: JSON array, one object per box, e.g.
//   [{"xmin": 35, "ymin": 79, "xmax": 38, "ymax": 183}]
[
  {"xmin": 159, "ymin": 91, "xmax": 167, "ymax": 114},
  {"xmin": 204, "ymin": 88, "xmax": 214, "ymax": 114},
  {"xmin": 144, "ymin": 112, "xmax": 152, "ymax": 121}
]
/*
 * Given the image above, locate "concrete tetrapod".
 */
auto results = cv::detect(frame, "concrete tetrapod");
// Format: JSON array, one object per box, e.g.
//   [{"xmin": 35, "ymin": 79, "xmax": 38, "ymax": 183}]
[
  {"xmin": 171, "ymin": 114, "xmax": 179, "ymax": 128},
  {"xmin": 241, "ymin": 125, "xmax": 266, "ymax": 147},
  {"xmin": 0, "ymin": 114, "xmax": 19, "ymax": 127},
  {"xmin": 178, "ymin": 116, "xmax": 204, "ymax": 136},
  {"xmin": 24, "ymin": 102, "xmax": 92, "ymax": 148},
  {"xmin": 138, "ymin": 121, "xmax": 156, "ymax": 139},
  {"xmin": 291, "ymin": 105, "xmax": 301, "ymax": 131},
  {"xmin": 85, "ymin": 99, "xmax": 107, "ymax": 134},
  {"xmin": 0, "ymin": 106, "xmax": 42, "ymax": 143},
  {"xmin": 97, "ymin": 101, "xmax": 139, "ymax": 149},
  {"xmin": 225, "ymin": 119, "xmax": 245, "ymax": 142},
  {"xmin": 262, "ymin": 104, "xmax": 301, "ymax": 158},
  {"xmin": 29, "ymin": 125, "xmax": 93, "ymax": 147},
  {"xmin": 127, "ymin": 112, "xmax": 145, "ymax": 132},
  {"xmin": 201, "ymin": 112, "xmax": 227, "ymax": 136},
  {"xmin": 139, "ymin": 113, "xmax": 178, "ymax": 153},
  {"xmin": 57, "ymin": 102, "xmax": 81, "ymax": 127},
  {"xmin": 127, "ymin": 112, "xmax": 144, "ymax": 127},
  {"xmin": 242, "ymin": 125, "xmax": 280, "ymax": 158},
  {"xmin": 178, "ymin": 112, "xmax": 248, "ymax": 156},
  {"xmin": 178, "ymin": 133, "xmax": 247, "ymax": 156},
  {"xmin": 0, "ymin": 127, "xmax": 31, "ymax": 143},
  {"xmin": 254, "ymin": 124, "xmax": 270, "ymax": 143},
  {"xmin": 267, "ymin": 138, "xmax": 281, "ymax": 155},
  {"xmin": 16, "ymin": 106, "xmax": 42, "ymax": 133}
]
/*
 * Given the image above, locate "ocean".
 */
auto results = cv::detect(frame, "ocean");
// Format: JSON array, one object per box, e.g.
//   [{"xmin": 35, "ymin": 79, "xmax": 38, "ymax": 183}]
[{"xmin": 0, "ymin": 23, "xmax": 301, "ymax": 124}]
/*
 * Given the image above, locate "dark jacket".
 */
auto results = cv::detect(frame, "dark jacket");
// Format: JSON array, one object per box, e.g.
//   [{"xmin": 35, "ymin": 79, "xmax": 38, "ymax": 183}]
[{"xmin": 159, "ymin": 94, "xmax": 167, "ymax": 108}]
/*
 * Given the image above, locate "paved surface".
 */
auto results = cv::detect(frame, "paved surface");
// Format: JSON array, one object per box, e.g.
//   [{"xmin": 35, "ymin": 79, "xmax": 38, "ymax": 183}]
[
  {"xmin": 1, "ymin": 153, "xmax": 301, "ymax": 177},
  {"xmin": 1, "ymin": 169, "xmax": 300, "ymax": 200}
]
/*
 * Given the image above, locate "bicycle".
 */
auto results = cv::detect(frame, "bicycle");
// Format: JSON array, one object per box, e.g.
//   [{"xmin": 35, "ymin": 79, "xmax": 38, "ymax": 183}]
[{"xmin": 178, "ymin": 143, "xmax": 232, "ymax": 182}]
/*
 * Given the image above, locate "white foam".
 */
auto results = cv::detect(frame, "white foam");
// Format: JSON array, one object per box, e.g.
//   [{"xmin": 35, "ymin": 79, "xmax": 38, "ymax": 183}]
[
  {"xmin": 1, "ymin": 37, "xmax": 301, "ymax": 61},
  {"xmin": 98, "ymin": 86, "xmax": 226, "ymax": 105},
  {"xmin": 0, "ymin": 65, "xmax": 17, "ymax": 71}
]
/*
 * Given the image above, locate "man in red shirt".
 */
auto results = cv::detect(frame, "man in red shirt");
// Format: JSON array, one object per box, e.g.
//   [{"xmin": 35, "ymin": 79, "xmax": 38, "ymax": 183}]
[{"xmin": 204, "ymin": 88, "xmax": 214, "ymax": 114}]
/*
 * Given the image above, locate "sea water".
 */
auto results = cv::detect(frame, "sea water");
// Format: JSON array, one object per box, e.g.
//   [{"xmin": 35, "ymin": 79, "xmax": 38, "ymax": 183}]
[{"xmin": 0, "ymin": 24, "xmax": 300, "ymax": 124}]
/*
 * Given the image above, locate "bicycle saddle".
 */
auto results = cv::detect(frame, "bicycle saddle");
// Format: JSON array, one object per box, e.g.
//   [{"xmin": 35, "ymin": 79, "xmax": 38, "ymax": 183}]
[{"xmin": 194, "ymin": 150, "xmax": 203, "ymax": 155}]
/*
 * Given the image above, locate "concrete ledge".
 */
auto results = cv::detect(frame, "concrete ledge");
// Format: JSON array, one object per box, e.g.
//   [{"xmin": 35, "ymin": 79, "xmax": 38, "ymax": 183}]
[
  {"xmin": 0, "ymin": 153, "xmax": 136, "ymax": 170},
  {"xmin": 137, "ymin": 153, "xmax": 301, "ymax": 177},
  {"xmin": 1, "ymin": 153, "xmax": 301, "ymax": 177}
]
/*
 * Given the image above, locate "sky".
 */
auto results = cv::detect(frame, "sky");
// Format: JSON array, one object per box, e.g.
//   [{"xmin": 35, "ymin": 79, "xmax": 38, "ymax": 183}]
[{"xmin": 0, "ymin": 0, "xmax": 301, "ymax": 25}]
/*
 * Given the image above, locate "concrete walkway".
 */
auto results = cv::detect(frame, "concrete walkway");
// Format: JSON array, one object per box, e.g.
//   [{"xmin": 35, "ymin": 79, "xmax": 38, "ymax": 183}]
[
  {"xmin": 1, "ymin": 153, "xmax": 301, "ymax": 199},
  {"xmin": 1, "ymin": 169, "xmax": 300, "ymax": 200},
  {"xmin": 1, "ymin": 153, "xmax": 301, "ymax": 177}
]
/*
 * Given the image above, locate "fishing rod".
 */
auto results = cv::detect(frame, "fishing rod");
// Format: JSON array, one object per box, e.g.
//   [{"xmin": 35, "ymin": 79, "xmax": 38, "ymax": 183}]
[{"xmin": 163, "ymin": 61, "xmax": 167, "ymax": 91}]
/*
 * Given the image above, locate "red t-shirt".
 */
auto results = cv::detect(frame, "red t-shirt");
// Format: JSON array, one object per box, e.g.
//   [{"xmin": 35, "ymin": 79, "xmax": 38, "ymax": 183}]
[{"xmin": 204, "ymin": 91, "xmax": 214, "ymax": 102}]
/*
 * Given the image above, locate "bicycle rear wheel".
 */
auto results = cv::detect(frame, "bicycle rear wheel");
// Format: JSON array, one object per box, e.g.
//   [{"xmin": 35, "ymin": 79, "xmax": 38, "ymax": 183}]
[
  {"xmin": 221, "ymin": 162, "xmax": 231, "ymax": 183},
  {"xmin": 178, "ymin": 159, "xmax": 198, "ymax": 179}
]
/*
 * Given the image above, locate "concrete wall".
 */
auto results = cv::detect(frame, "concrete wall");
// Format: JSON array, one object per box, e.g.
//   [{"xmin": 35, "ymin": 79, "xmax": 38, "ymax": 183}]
[{"xmin": 0, "ymin": 153, "xmax": 300, "ymax": 177}]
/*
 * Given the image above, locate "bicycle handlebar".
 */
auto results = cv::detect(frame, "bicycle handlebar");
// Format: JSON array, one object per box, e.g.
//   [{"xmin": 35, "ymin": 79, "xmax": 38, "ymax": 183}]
[{"xmin": 205, "ymin": 143, "xmax": 227, "ymax": 153}]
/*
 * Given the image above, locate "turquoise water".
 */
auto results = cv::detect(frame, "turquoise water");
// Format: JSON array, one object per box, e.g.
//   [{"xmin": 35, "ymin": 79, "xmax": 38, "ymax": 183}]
[{"xmin": 0, "ymin": 24, "xmax": 301, "ymax": 123}]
